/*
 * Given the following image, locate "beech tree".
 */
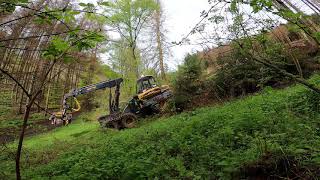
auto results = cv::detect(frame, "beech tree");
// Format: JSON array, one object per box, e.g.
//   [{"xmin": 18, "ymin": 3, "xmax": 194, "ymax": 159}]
[
  {"xmin": 101, "ymin": 0, "xmax": 158, "ymax": 79},
  {"xmin": 154, "ymin": 0, "xmax": 166, "ymax": 80}
]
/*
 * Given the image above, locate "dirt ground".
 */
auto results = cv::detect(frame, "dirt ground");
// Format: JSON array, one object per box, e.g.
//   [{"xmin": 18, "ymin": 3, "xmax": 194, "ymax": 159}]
[
  {"xmin": 0, "ymin": 119, "xmax": 63, "ymax": 144},
  {"xmin": 236, "ymin": 152, "xmax": 320, "ymax": 179}
]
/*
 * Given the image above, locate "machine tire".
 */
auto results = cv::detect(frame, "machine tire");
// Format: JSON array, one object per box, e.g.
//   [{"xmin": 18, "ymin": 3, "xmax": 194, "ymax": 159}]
[
  {"xmin": 97, "ymin": 115, "xmax": 109, "ymax": 128},
  {"xmin": 98, "ymin": 114, "xmax": 121, "ymax": 129},
  {"xmin": 111, "ymin": 121, "xmax": 122, "ymax": 129},
  {"xmin": 123, "ymin": 105, "xmax": 132, "ymax": 113},
  {"xmin": 63, "ymin": 114, "xmax": 73, "ymax": 125},
  {"xmin": 121, "ymin": 113, "xmax": 137, "ymax": 129}
]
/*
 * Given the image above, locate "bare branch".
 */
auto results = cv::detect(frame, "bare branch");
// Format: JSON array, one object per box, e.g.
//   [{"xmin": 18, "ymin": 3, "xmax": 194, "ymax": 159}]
[{"xmin": 0, "ymin": 67, "xmax": 31, "ymax": 98}]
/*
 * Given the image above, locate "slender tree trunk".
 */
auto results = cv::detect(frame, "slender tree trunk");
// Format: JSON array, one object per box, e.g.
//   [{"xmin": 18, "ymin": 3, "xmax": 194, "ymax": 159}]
[
  {"xmin": 303, "ymin": 0, "xmax": 320, "ymax": 14},
  {"xmin": 289, "ymin": 53, "xmax": 303, "ymax": 78},
  {"xmin": 282, "ymin": 0, "xmax": 301, "ymax": 12},
  {"xmin": 155, "ymin": 0, "xmax": 166, "ymax": 80},
  {"xmin": 272, "ymin": 0, "xmax": 320, "ymax": 45},
  {"xmin": 15, "ymin": 102, "xmax": 32, "ymax": 180},
  {"xmin": 311, "ymin": 0, "xmax": 320, "ymax": 9},
  {"xmin": 15, "ymin": 92, "xmax": 39, "ymax": 180},
  {"xmin": 45, "ymin": 84, "xmax": 51, "ymax": 116},
  {"xmin": 131, "ymin": 45, "xmax": 140, "ymax": 79},
  {"xmin": 251, "ymin": 55, "xmax": 320, "ymax": 94},
  {"xmin": 15, "ymin": 60, "xmax": 56, "ymax": 179}
]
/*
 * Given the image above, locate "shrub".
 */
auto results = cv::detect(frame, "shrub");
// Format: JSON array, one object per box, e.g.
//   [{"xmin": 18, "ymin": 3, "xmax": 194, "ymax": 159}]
[
  {"xmin": 172, "ymin": 54, "xmax": 202, "ymax": 109},
  {"xmin": 287, "ymin": 89, "xmax": 320, "ymax": 117},
  {"xmin": 209, "ymin": 40, "xmax": 294, "ymax": 98}
]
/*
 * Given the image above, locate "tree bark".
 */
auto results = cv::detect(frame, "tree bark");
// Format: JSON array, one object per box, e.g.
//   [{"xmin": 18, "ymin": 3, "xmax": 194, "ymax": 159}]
[
  {"xmin": 303, "ymin": 0, "xmax": 320, "ymax": 14},
  {"xmin": 14, "ymin": 60, "xmax": 56, "ymax": 179},
  {"xmin": 155, "ymin": 0, "xmax": 166, "ymax": 80},
  {"xmin": 131, "ymin": 44, "xmax": 140, "ymax": 79},
  {"xmin": 251, "ymin": 55, "xmax": 320, "ymax": 94},
  {"xmin": 15, "ymin": 90, "xmax": 41, "ymax": 180},
  {"xmin": 272, "ymin": 0, "xmax": 320, "ymax": 45}
]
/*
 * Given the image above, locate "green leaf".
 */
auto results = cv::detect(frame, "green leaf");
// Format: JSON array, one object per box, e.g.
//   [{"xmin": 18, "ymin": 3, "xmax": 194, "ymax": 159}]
[
  {"xmin": 63, "ymin": 55, "xmax": 74, "ymax": 63},
  {"xmin": 17, "ymin": 0, "xmax": 28, "ymax": 3},
  {"xmin": 51, "ymin": 37, "xmax": 69, "ymax": 52},
  {"xmin": 208, "ymin": 15, "xmax": 224, "ymax": 24},
  {"xmin": 79, "ymin": 3, "xmax": 87, "ymax": 7},
  {"xmin": 98, "ymin": 1, "xmax": 110, "ymax": 6},
  {"xmin": 230, "ymin": 1, "xmax": 238, "ymax": 12},
  {"xmin": 69, "ymin": 10, "xmax": 81, "ymax": 15},
  {"xmin": 315, "ymin": 32, "xmax": 320, "ymax": 42}
]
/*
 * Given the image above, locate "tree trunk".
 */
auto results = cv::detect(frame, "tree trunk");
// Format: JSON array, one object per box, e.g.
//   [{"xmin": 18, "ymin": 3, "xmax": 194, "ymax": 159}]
[
  {"xmin": 155, "ymin": 0, "xmax": 166, "ymax": 80},
  {"xmin": 311, "ymin": 0, "xmax": 320, "ymax": 9},
  {"xmin": 302, "ymin": 0, "xmax": 320, "ymax": 14},
  {"xmin": 15, "ymin": 93, "xmax": 39, "ymax": 180},
  {"xmin": 251, "ymin": 55, "xmax": 320, "ymax": 94},
  {"xmin": 45, "ymin": 84, "xmax": 51, "ymax": 116},
  {"xmin": 131, "ymin": 45, "xmax": 140, "ymax": 79},
  {"xmin": 272, "ymin": 0, "xmax": 320, "ymax": 45}
]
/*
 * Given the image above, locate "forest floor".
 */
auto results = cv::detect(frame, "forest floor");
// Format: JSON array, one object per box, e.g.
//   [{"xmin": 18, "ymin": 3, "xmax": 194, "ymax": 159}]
[
  {"xmin": 0, "ymin": 111, "xmax": 64, "ymax": 144},
  {"xmin": 0, "ymin": 119, "xmax": 60, "ymax": 144},
  {"xmin": 1, "ymin": 76, "xmax": 320, "ymax": 179}
]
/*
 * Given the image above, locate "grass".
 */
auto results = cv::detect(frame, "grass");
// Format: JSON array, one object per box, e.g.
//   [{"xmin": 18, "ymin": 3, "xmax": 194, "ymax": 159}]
[
  {"xmin": 0, "ymin": 90, "xmax": 46, "ymax": 130},
  {"xmin": 0, "ymin": 113, "xmax": 46, "ymax": 129},
  {"xmin": 1, "ymin": 76, "xmax": 320, "ymax": 179}
]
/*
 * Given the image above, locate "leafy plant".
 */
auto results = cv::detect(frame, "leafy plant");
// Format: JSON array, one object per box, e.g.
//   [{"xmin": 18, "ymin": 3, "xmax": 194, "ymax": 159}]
[
  {"xmin": 210, "ymin": 38, "xmax": 294, "ymax": 98},
  {"xmin": 173, "ymin": 54, "xmax": 202, "ymax": 109}
]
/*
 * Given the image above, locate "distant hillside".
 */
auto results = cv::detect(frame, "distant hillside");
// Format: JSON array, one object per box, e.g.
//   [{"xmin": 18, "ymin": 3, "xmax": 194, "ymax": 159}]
[{"xmin": 198, "ymin": 23, "xmax": 319, "ymax": 75}]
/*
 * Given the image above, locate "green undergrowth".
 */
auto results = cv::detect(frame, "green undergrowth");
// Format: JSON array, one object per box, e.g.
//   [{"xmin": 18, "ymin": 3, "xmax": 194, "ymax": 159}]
[
  {"xmin": 1, "ymin": 76, "xmax": 320, "ymax": 179},
  {"xmin": 0, "ymin": 90, "xmax": 45, "ymax": 129},
  {"xmin": 0, "ymin": 113, "xmax": 45, "ymax": 130}
]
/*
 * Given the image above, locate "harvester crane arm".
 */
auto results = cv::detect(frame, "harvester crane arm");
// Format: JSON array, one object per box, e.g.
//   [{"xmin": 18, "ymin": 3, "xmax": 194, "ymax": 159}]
[
  {"xmin": 51, "ymin": 78, "xmax": 123, "ymax": 125},
  {"xmin": 63, "ymin": 78, "xmax": 123, "ymax": 99}
]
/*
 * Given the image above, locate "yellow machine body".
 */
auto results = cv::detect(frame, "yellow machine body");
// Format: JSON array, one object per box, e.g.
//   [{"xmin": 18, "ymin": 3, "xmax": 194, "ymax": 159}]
[
  {"xmin": 138, "ymin": 85, "xmax": 170, "ymax": 100},
  {"xmin": 53, "ymin": 97, "xmax": 81, "ymax": 118}
]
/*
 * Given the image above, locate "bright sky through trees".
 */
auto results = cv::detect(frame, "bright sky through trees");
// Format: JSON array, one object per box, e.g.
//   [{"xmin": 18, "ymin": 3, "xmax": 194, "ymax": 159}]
[
  {"xmin": 163, "ymin": 0, "xmax": 209, "ymax": 68},
  {"xmin": 84, "ymin": 0, "xmax": 315, "ymax": 70}
]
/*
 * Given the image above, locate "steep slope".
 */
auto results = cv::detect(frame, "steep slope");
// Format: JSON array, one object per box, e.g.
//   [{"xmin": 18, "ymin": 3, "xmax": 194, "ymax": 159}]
[{"xmin": 1, "ymin": 76, "xmax": 320, "ymax": 179}]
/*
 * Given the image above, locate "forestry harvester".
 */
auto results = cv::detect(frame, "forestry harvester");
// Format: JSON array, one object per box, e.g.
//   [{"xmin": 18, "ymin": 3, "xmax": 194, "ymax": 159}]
[{"xmin": 49, "ymin": 76, "xmax": 172, "ymax": 129}]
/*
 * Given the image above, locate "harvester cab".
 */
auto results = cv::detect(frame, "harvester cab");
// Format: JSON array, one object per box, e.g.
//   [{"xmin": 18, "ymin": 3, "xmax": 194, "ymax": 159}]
[
  {"xmin": 124, "ymin": 76, "xmax": 172, "ymax": 116},
  {"xmin": 137, "ymin": 75, "xmax": 157, "ymax": 94},
  {"xmin": 136, "ymin": 75, "xmax": 170, "ymax": 100}
]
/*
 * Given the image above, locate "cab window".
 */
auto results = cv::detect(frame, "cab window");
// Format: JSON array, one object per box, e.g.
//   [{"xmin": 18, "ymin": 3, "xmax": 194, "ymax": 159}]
[{"xmin": 137, "ymin": 78, "xmax": 156, "ymax": 93}]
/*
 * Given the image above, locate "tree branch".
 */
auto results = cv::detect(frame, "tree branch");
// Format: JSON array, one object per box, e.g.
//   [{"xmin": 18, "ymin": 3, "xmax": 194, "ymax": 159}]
[
  {"xmin": 0, "ymin": 29, "xmax": 84, "ymax": 43},
  {"xmin": 0, "ymin": 67, "xmax": 31, "ymax": 98}
]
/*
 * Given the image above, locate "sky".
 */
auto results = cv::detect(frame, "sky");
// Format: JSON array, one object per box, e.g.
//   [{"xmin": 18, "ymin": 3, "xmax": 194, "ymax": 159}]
[
  {"xmin": 83, "ymin": 0, "xmax": 315, "ymax": 69},
  {"xmin": 161, "ymin": 0, "xmax": 209, "ymax": 68},
  {"xmin": 83, "ymin": 0, "xmax": 209, "ymax": 69},
  {"xmin": 161, "ymin": 0, "xmax": 315, "ymax": 69}
]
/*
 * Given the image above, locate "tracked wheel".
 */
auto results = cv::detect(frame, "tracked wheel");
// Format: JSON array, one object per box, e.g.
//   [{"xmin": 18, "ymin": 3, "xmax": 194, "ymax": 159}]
[
  {"xmin": 98, "ymin": 114, "xmax": 121, "ymax": 128},
  {"xmin": 120, "ymin": 113, "xmax": 137, "ymax": 129},
  {"xmin": 98, "ymin": 113, "xmax": 137, "ymax": 130},
  {"xmin": 97, "ymin": 115, "xmax": 110, "ymax": 128}
]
